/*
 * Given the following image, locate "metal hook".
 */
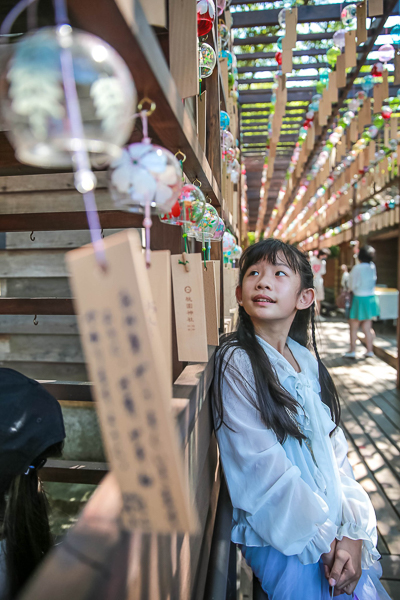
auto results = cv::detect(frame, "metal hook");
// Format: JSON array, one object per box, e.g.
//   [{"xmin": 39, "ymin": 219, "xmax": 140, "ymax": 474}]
[
  {"xmin": 33, "ymin": 315, "xmax": 38, "ymax": 326},
  {"xmin": 30, "ymin": 231, "xmax": 35, "ymax": 242},
  {"xmin": 137, "ymin": 97, "xmax": 156, "ymax": 117},
  {"xmin": 175, "ymin": 150, "xmax": 187, "ymax": 163},
  {"xmin": 193, "ymin": 178, "xmax": 202, "ymax": 187}
]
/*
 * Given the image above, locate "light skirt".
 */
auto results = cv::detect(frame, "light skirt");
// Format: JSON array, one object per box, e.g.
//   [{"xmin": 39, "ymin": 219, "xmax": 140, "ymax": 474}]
[
  {"xmin": 349, "ymin": 295, "xmax": 379, "ymax": 322},
  {"xmin": 241, "ymin": 544, "xmax": 392, "ymax": 600}
]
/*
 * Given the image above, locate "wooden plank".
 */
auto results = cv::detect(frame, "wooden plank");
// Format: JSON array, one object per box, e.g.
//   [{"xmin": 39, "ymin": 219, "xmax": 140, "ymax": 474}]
[
  {"xmin": 0, "ymin": 334, "xmax": 84, "ymax": 364},
  {"xmin": 40, "ymin": 459, "xmax": 108, "ymax": 485},
  {"xmin": 0, "ymin": 298, "xmax": 75, "ymax": 315},
  {"xmin": 0, "ymin": 315, "xmax": 78, "ymax": 335},
  {"xmin": 6, "ymin": 229, "xmax": 121, "ymax": 250},
  {"xmin": 0, "ymin": 211, "xmax": 143, "ymax": 232},
  {"xmin": 0, "ymin": 251, "xmax": 68, "ymax": 278}
]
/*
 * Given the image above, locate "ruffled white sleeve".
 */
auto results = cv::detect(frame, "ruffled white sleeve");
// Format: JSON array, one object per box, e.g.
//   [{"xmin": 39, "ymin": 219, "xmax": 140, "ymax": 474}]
[
  {"xmin": 215, "ymin": 350, "xmax": 337, "ymax": 565},
  {"xmin": 331, "ymin": 427, "xmax": 380, "ymax": 568}
]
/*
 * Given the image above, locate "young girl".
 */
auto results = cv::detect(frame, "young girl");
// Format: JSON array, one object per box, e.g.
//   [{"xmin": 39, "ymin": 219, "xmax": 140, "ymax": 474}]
[
  {"xmin": 0, "ymin": 368, "xmax": 65, "ymax": 599},
  {"xmin": 213, "ymin": 240, "xmax": 390, "ymax": 600}
]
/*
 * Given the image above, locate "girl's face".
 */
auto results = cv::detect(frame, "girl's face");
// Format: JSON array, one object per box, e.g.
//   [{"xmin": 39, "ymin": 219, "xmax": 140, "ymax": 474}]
[{"xmin": 236, "ymin": 253, "xmax": 315, "ymax": 325}]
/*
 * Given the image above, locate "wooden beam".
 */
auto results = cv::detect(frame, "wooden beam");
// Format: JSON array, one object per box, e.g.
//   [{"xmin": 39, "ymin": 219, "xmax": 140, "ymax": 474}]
[
  {"xmin": 232, "ymin": 4, "xmax": 343, "ymax": 28},
  {"xmin": 272, "ymin": 0, "xmax": 399, "ymax": 235},
  {"xmin": 40, "ymin": 460, "xmax": 108, "ymax": 485},
  {"xmin": 0, "ymin": 211, "xmax": 143, "ymax": 232},
  {"xmin": 234, "ymin": 32, "xmax": 335, "ymax": 46},
  {"xmin": 0, "ymin": 298, "xmax": 75, "ymax": 315}
]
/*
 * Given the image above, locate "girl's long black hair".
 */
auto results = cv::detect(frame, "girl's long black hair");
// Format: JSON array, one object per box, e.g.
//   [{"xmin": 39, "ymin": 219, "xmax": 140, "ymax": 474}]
[
  {"xmin": 214, "ymin": 239, "xmax": 341, "ymax": 443},
  {"xmin": 0, "ymin": 441, "xmax": 63, "ymax": 598}
]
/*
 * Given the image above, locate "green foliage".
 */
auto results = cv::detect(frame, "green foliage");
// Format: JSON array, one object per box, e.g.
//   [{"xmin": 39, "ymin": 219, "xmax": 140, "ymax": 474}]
[
  {"xmin": 248, "ymin": 231, "xmax": 256, "ymax": 245},
  {"xmin": 328, "ymin": 246, "xmax": 340, "ymax": 258}
]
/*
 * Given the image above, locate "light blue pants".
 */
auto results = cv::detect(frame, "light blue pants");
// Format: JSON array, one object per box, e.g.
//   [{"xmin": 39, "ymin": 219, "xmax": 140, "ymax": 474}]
[{"xmin": 241, "ymin": 545, "xmax": 391, "ymax": 600}]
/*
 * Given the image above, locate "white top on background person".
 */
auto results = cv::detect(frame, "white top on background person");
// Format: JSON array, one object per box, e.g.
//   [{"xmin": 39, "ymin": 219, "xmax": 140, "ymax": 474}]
[{"xmin": 349, "ymin": 262, "xmax": 376, "ymax": 297}]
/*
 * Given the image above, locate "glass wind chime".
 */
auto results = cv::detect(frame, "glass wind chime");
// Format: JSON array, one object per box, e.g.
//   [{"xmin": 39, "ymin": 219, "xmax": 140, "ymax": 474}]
[{"xmin": 0, "ymin": 0, "xmax": 139, "ymax": 268}]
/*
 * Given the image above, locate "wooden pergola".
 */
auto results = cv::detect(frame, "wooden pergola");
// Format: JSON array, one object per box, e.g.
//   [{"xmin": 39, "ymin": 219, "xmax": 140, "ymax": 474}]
[{"xmin": 232, "ymin": 0, "xmax": 399, "ymax": 232}]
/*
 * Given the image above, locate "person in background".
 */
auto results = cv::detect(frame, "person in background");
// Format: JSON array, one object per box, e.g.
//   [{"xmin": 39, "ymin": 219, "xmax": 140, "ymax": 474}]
[
  {"xmin": 340, "ymin": 265, "xmax": 351, "ymax": 320},
  {"xmin": 344, "ymin": 245, "xmax": 379, "ymax": 359},
  {"xmin": 310, "ymin": 249, "xmax": 330, "ymax": 316},
  {"xmin": 340, "ymin": 265, "xmax": 349, "ymax": 292},
  {"xmin": 0, "ymin": 368, "xmax": 65, "ymax": 600}
]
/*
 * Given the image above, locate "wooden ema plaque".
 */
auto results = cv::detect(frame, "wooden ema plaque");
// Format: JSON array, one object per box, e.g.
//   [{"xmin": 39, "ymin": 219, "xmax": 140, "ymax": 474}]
[
  {"xmin": 203, "ymin": 261, "xmax": 219, "ymax": 346},
  {"xmin": 171, "ymin": 253, "xmax": 209, "ymax": 363},
  {"xmin": 66, "ymin": 230, "xmax": 198, "ymax": 534}
]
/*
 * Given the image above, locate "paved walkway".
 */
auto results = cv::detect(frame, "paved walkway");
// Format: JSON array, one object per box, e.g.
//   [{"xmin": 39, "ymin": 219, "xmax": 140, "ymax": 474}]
[{"xmin": 319, "ymin": 320, "xmax": 400, "ymax": 599}]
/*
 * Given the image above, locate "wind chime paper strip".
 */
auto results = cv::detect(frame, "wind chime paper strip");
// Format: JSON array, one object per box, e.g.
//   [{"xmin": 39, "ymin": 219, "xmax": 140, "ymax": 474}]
[
  {"xmin": 203, "ymin": 261, "xmax": 220, "ymax": 346},
  {"xmin": 66, "ymin": 230, "xmax": 198, "ymax": 534},
  {"xmin": 171, "ymin": 253, "xmax": 209, "ymax": 363},
  {"xmin": 147, "ymin": 250, "xmax": 172, "ymax": 393}
]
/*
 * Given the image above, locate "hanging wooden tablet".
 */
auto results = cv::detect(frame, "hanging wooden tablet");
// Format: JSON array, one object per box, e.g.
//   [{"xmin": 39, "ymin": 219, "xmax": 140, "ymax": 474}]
[
  {"xmin": 382, "ymin": 70, "xmax": 389, "ymax": 100},
  {"xmin": 373, "ymin": 83, "xmax": 383, "ymax": 114},
  {"xmin": 169, "ymin": 0, "xmax": 198, "ymax": 99},
  {"xmin": 345, "ymin": 31, "xmax": 357, "ymax": 69},
  {"xmin": 219, "ymin": 58, "xmax": 229, "ymax": 101},
  {"xmin": 350, "ymin": 117, "xmax": 358, "ymax": 143},
  {"xmin": 282, "ymin": 7, "xmax": 297, "ymax": 50},
  {"xmin": 368, "ymin": 0, "xmax": 383, "ymax": 16},
  {"xmin": 384, "ymin": 124, "xmax": 390, "ymax": 147},
  {"xmin": 329, "ymin": 71, "xmax": 338, "ymax": 103},
  {"xmin": 395, "ymin": 51, "xmax": 400, "ymax": 85},
  {"xmin": 138, "ymin": 0, "xmax": 167, "ymax": 27},
  {"xmin": 336, "ymin": 54, "xmax": 346, "ymax": 88},
  {"xmin": 197, "ymin": 91, "xmax": 207, "ymax": 152},
  {"xmin": 364, "ymin": 98, "xmax": 371, "ymax": 126},
  {"xmin": 147, "ymin": 250, "xmax": 172, "ymax": 393},
  {"xmin": 282, "ymin": 49, "xmax": 293, "ymax": 75},
  {"xmin": 66, "ymin": 230, "xmax": 198, "ymax": 534},
  {"xmin": 391, "ymin": 116, "xmax": 398, "ymax": 140},
  {"xmin": 203, "ymin": 261, "xmax": 219, "ymax": 346},
  {"xmin": 356, "ymin": 2, "xmax": 367, "ymax": 44},
  {"xmin": 171, "ymin": 253, "xmax": 208, "ymax": 363}
]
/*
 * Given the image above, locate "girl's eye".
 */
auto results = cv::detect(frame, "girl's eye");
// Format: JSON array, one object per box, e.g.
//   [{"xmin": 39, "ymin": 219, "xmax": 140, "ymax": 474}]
[
  {"xmin": 248, "ymin": 270, "xmax": 259, "ymax": 276},
  {"xmin": 276, "ymin": 270, "xmax": 287, "ymax": 277}
]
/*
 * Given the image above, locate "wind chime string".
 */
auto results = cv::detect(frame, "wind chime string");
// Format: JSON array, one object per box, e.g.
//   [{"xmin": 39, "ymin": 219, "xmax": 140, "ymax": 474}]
[
  {"xmin": 139, "ymin": 109, "xmax": 153, "ymax": 268},
  {"xmin": 55, "ymin": 2, "xmax": 107, "ymax": 269},
  {"xmin": 0, "ymin": 0, "xmax": 39, "ymax": 37}
]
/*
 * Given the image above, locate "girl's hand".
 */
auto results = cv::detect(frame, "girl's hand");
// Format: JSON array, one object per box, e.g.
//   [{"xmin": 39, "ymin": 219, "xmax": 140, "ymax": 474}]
[
  {"xmin": 321, "ymin": 538, "xmax": 337, "ymax": 571},
  {"xmin": 328, "ymin": 538, "xmax": 362, "ymax": 596}
]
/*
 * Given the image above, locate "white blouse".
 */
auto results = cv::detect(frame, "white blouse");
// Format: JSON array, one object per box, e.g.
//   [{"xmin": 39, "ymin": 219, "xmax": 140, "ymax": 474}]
[
  {"xmin": 349, "ymin": 263, "xmax": 377, "ymax": 297},
  {"xmin": 214, "ymin": 336, "xmax": 379, "ymax": 568}
]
